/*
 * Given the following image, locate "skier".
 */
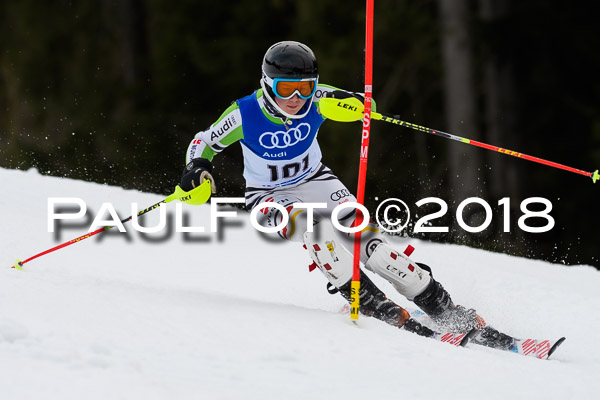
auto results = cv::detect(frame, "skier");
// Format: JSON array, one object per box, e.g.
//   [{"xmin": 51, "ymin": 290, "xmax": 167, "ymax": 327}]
[
  {"xmin": 179, "ymin": 40, "xmax": 484, "ymax": 340},
  {"xmin": 179, "ymin": 41, "xmax": 567, "ymax": 358}
]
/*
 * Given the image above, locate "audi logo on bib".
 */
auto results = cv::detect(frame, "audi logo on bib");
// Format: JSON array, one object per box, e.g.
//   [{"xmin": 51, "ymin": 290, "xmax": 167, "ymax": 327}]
[
  {"xmin": 259, "ymin": 123, "xmax": 311, "ymax": 149},
  {"xmin": 330, "ymin": 189, "xmax": 351, "ymax": 201}
]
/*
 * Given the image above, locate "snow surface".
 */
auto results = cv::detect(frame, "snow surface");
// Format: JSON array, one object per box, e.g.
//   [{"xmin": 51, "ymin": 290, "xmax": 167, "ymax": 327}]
[{"xmin": 1, "ymin": 167, "xmax": 599, "ymax": 400}]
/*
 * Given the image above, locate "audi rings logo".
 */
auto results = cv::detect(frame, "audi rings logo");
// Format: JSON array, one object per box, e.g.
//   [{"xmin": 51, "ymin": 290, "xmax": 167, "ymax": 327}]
[
  {"xmin": 365, "ymin": 238, "xmax": 383, "ymax": 258},
  {"xmin": 259, "ymin": 123, "xmax": 311, "ymax": 149},
  {"xmin": 330, "ymin": 189, "xmax": 351, "ymax": 201}
]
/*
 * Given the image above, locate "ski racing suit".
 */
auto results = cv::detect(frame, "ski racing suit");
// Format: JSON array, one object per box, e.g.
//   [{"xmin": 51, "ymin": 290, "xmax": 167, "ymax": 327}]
[{"xmin": 184, "ymin": 85, "xmax": 479, "ymax": 334}]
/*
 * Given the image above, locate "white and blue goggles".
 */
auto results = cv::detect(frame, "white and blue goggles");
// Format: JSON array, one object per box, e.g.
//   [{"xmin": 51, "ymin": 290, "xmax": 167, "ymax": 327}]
[{"xmin": 265, "ymin": 76, "xmax": 318, "ymax": 100}]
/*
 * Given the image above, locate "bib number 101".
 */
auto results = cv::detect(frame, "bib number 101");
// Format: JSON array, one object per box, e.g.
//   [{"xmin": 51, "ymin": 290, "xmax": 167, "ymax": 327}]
[
  {"xmin": 414, "ymin": 197, "xmax": 555, "ymax": 234},
  {"xmin": 268, "ymin": 155, "xmax": 309, "ymax": 182}
]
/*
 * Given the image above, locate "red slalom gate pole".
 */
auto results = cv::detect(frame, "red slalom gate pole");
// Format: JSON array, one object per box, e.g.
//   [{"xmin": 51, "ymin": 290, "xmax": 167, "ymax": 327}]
[{"xmin": 351, "ymin": 0, "xmax": 375, "ymax": 321}]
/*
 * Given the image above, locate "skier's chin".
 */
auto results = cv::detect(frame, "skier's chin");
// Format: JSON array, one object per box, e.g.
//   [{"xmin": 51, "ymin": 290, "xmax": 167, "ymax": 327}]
[
  {"xmin": 275, "ymin": 98, "xmax": 307, "ymax": 116},
  {"xmin": 285, "ymin": 106, "xmax": 300, "ymax": 114}
]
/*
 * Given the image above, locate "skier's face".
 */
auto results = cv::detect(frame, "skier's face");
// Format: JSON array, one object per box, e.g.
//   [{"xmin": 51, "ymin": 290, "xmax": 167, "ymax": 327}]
[{"xmin": 275, "ymin": 94, "xmax": 307, "ymax": 115}]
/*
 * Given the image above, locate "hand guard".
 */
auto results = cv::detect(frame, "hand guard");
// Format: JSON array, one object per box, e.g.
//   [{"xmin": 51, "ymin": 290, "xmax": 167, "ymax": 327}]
[{"xmin": 180, "ymin": 158, "xmax": 217, "ymax": 193}]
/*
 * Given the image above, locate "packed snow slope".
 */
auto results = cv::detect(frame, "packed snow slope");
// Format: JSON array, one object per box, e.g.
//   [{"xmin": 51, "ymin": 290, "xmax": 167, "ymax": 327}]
[{"xmin": 1, "ymin": 167, "xmax": 599, "ymax": 400}]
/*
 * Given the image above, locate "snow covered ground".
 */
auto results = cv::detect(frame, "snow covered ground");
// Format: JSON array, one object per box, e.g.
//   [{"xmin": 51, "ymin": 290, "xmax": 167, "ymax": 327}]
[{"xmin": 1, "ymin": 167, "xmax": 599, "ymax": 400}]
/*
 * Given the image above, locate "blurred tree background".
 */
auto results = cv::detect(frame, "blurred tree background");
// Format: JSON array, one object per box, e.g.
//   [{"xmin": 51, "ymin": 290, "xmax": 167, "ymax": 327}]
[{"xmin": 1, "ymin": 0, "xmax": 599, "ymax": 268}]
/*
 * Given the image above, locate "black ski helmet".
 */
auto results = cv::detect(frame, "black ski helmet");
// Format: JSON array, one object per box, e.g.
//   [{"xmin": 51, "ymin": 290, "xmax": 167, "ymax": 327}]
[{"xmin": 260, "ymin": 41, "xmax": 319, "ymax": 119}]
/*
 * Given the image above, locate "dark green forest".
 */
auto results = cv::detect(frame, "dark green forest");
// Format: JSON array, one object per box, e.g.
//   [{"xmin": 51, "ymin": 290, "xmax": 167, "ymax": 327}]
[{"xmin": 2, "ymin": 1, "xmax": 599, "ymax": 267}]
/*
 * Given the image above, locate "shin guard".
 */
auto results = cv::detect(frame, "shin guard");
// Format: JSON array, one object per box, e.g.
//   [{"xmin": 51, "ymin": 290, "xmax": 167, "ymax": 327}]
[
  {"xmin": 304, "ymin": 221, "xmax": 415, "ymax": 330},
  {"xmin": 364, "ymin": 243, "xmax": 431, "ymax": 300}
]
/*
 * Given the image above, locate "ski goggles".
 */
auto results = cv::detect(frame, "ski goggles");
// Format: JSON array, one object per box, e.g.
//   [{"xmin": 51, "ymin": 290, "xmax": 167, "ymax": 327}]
[{"xmin": 267, "ymin": 77, "xmax": 318, "ymax": 100}]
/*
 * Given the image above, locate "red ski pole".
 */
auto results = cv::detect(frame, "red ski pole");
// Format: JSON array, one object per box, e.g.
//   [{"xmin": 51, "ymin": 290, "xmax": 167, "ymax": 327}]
[
  {"xmin": 319, "ymin": 97, "xmax": 600, "ymax": 184},
  {"xmin": 11, "ymin": 180, "xmax": 213, "ymax": 270},
  {"xmin": 11, "ymin": 200, "xmax": 165, "ymax": 270}
]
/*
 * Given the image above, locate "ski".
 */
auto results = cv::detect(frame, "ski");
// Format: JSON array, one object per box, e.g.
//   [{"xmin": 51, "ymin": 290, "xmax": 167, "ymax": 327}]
[
  {"xmin": 434, "ymin": 330, "xmax": 470, "ymax": 347},
  {"xmin": 466, "ymin": 325, "xmax": 566, "ymax": 360},
  {"xmin": 340, "ymin": 304, "xmax": 471, "ymax": 347},
  {"xmin": 409, "ymin": 308, "xmax": 566, "ymax": 360}
]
